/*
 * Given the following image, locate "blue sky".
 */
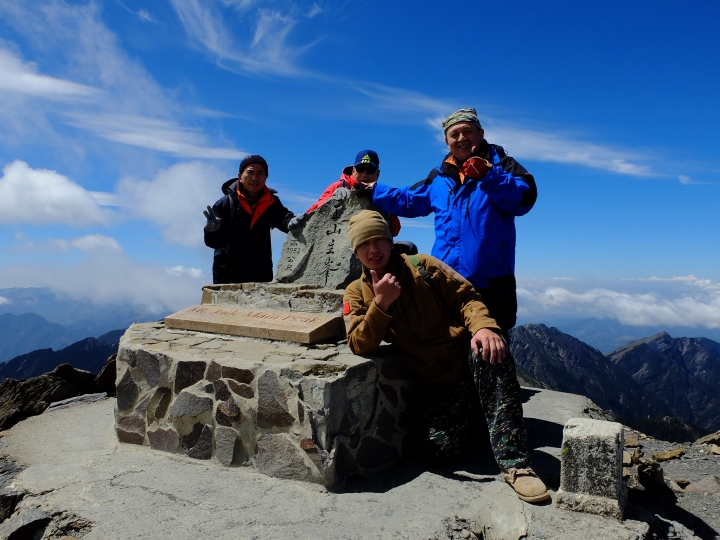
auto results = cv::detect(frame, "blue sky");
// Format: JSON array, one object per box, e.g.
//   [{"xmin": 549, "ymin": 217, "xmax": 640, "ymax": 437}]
[{"xmin": 0, "ymin": 0, "xmax": 718, "ymax": 331}]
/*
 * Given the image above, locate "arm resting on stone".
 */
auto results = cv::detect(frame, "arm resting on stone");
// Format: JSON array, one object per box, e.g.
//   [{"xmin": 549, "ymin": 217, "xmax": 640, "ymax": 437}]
[
  {"xmin": 421, "ymin": 255, "xmax": 501, "ymax": 336},
  {"xmin": 269, "ymin": 196, "xmax": 294, "ymax": 233}
]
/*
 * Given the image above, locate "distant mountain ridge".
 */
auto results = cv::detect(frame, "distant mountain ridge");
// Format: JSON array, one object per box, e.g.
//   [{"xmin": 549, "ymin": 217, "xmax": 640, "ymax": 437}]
[
  {"xmin": 0, "ymin": 329, "xmax": 123, "ymax": 381},
  {"xmin": 510, "ymin": 324, "xmax": 720, "ymax": 436},
  {"xmin": 608, "ymin": 332, "xmax": 720, "ymax": 431},
  {"xmin": 517, "ymin": 316, "xmax": 720, "ymax": 353},
  {"xmin": 0, "ymin": 287, "xmax": 162, "ymax": 361},
  {"xmin": 510, "ymin": 324, "xmax": 649, "ymax": 418}
]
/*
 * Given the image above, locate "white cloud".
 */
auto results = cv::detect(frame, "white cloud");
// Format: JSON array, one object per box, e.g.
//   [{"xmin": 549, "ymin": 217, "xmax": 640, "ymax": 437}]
[
  {"xmin": 0, "ymin": 48, "xmax": 99, "ymax": 99},
  {"xmin": 116, "ymin": 161, "xmax": 228, "ymax": 248},
  {"xmin": 307, "ymin": 3, "xmax": 322, "ymax": 18},
  {"xmin": 0, "ymin": 296, "xmax": 10, "ymax": 305},
  {"xmin": 164, "ymin": 265, "xmax": 204, "ymax": 278},
  {"xmin": 0, "ymin": 2, "xmax": 241, "ymax": 160},
  {"xmin": 169, "ymin": 0, "xmax": 310, "ymax": 75},
  {"xmin": 487, "ymin": 123, "xmax": 654, "ymax": 176},
  {"xmin": 0, "ymin": 160, "xmax": 107, "ymax": 226},
  {"xmin": 137, "ymin": 9, "xmax": 156, "ymax": 23},
  {"xmin": 66, "ymin": 113, "xmax": 246, "ymax": 159},
  {"xmin": 219, "ymin": 0, "xmax": 258, "ymax": 10},
  {"xmin": 517, "ymin": 276, "xmax": 720, "ymax": 329},
  {"xmin": 354, "ymin": 85, "xmax": 655, "ymax": 177},
  {"xmin": 15, "ymin": 234, "xmax": 123, "ymax": 253},
  {"xmin": 0, "ymin": 251, "xmax": 207, "ymax": 314}
]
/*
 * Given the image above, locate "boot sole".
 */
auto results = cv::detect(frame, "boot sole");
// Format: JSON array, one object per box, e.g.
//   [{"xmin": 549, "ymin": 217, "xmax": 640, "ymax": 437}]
[{"xmin": 516, "ymin": 491, "xmax": 550, "ymax": 503}]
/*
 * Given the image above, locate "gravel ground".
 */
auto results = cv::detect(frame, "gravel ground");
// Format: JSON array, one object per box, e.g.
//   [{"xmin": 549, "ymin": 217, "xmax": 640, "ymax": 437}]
[{"xmin": 624, "ymin": 433, "xmax": 720, "ymax": 540}]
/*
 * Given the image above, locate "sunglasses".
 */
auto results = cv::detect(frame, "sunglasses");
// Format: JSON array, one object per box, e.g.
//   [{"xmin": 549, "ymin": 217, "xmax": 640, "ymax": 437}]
[{"xmin": 355, "ymin": 164, "xmax": 377, "ymax": 174}]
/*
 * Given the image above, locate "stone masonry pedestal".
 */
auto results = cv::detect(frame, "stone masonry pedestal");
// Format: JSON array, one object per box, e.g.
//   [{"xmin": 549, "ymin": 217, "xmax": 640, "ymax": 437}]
[{"xmin": 114, "ymin": 283, "xmax": 414, "ymax": 486}]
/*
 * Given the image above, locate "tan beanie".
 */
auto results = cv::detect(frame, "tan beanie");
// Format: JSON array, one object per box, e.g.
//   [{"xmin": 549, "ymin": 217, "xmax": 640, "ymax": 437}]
[{"xmin": 348, "ymin": 210, "xmax": 392, "ymax": 251}]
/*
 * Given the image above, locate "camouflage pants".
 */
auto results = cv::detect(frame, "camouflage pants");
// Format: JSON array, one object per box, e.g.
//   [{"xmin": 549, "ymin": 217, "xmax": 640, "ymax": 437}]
[{"xmin": 419, "ymin": 349, "xmax": 529, "ymax": 471}]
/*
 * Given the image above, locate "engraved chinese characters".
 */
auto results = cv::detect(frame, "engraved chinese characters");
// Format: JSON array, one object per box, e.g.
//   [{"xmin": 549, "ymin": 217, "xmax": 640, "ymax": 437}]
[{"xmin": 276, "ymin": 194, "xmax": 388, "ymax": 289}]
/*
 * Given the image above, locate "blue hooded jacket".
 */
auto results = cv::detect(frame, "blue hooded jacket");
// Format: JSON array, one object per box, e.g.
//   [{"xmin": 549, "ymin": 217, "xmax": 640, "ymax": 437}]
[{"xmin": 371, "ymin": 141, "xmax": 537, "ymax": 290}]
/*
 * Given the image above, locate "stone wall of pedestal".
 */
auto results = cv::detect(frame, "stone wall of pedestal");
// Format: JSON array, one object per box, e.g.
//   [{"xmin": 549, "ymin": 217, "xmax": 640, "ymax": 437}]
[
  {"xmin": 200, "ymin": 282, "xmax": 345, "ymax": 315},
  {"xmin": 114, "ymin": 322, "xmax": 414, "ymax": 486}
]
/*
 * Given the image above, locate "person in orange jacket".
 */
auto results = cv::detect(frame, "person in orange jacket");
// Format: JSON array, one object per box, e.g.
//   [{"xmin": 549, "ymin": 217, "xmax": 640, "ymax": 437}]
[
  {"xmin": 203, "ymin": 155, "xmax": 294, "ymax": 284},
  {"xmin": 289, "ymin": 150, "xmax": 400, "ymax": 236}
]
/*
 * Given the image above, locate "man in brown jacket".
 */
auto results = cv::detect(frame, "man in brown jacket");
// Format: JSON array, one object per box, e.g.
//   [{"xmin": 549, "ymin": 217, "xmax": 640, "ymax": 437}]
[{"xmin": 342, "ymin": 210, "xmax": 548, "ymax": 503}]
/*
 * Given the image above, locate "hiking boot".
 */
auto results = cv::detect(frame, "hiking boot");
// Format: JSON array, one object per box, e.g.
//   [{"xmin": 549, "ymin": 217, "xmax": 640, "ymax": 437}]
[{"xmin": 502, "ymin": 467, "xmax": 550, "ymax": 503}]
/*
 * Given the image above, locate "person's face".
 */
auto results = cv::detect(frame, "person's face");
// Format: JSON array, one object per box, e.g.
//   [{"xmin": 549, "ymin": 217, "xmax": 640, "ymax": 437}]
[
  {"xmin": 444, "ymin": 122, "xmax": 484, "ymax": 162},
  {"xmin": 355, "ymin": 237, "xmax": 392, "ymax": 274},
  {"xmin": 239, "ymin": 164, "xmax": 267, "ymax": 194},
  {"xmin": 352, "ymin": 163, "xmax": 380, "ymax": 185}
]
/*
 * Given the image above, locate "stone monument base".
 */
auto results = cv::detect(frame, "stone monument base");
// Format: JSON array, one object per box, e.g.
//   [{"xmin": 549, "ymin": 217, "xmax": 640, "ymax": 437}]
[{"xmin": 114, "ymin": 283, "xmax": 415, "ymax": 486}]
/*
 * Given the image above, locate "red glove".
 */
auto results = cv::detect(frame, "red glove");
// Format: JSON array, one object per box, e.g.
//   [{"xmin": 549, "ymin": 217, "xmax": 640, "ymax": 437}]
[{"xmin": 463, "ymin": 157, "xmax": 491, "ymax": 179}]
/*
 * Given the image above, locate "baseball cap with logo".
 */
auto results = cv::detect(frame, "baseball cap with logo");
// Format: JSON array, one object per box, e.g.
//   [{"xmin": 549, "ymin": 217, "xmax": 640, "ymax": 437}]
[{"xmin": 353, "ymin": 150, "xmax": 380, "ymax": 169}]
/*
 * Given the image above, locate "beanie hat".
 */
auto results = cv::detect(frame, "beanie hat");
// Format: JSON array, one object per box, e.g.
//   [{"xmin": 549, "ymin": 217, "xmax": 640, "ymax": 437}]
[
  {"xmin": 239, "ymin": 155, "xmax": 268, "ymax": 176},
  {"xmin": 441, "ymin": 108, "xmax": 482, "ymax": 133},
  {"xmin": 348, "ymin": 210, "xmax": 392, "ymax": 251}
]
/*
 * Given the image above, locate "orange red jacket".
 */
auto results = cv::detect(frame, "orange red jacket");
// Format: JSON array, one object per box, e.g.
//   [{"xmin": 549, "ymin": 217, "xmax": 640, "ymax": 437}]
[{"xmin": 305, "ymin": 167, "xmax": 401, "ymax": 236}]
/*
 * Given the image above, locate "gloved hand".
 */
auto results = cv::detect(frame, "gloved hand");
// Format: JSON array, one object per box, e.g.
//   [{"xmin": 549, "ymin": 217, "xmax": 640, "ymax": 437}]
[
  {"xmin": 203, "ymin": 205, "xmax": 222, "ymax": 232},
  {"xmin": 288, "ymin": 212, "xmax": 306, "ymax": 230},
  {"xmin": 353, "ymin": 182, "xmax": 374, "ymax": 199},
  {"xmin": 463, "ymin": 157, "xmax": 492, "ymax": 179},
  {"xmin": 333, "ymin": 187, "xmax": 351, "ymax": 200}
]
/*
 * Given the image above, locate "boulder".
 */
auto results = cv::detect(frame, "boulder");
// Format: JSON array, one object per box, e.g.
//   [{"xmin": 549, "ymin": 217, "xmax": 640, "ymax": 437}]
[
  {"xmin": 94, "ymin": 353, "xmax": 117, "ymax": 396},
  {"xmin": 0, "ymin": 364, "xmax": 95, "ymax": 430}
]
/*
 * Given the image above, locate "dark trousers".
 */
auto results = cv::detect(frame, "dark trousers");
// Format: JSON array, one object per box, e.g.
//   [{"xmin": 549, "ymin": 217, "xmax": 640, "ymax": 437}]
[
  {"xmin": 419, "ymin": 274, "xmax": 529, "ymax": 470},
  {"xmin": 419, "ymin": 350, "xmax": 530, "ymax": 471}
]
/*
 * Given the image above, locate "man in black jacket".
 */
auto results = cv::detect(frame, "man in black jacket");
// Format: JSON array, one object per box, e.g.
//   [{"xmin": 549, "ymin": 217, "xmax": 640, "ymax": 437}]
[{"xmin": 203, "ymin": 155, "xmax": 294, "ymax": 284}]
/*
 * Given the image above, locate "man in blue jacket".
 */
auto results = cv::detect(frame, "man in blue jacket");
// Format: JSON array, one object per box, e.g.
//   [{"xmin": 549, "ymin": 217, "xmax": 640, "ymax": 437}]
[
  {"xmin": 368, "ymin": 107, "xmax": 537, "ymax": 339},
  {"xmin": 366, "ymin": 108, "xmax": 543, "ymax": 501}
]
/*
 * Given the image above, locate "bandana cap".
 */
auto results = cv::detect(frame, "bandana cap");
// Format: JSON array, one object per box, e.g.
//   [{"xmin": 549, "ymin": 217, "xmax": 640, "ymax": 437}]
[{"xmin": 442, "ymin": 108, "xmax": 483, "ymax": 133}]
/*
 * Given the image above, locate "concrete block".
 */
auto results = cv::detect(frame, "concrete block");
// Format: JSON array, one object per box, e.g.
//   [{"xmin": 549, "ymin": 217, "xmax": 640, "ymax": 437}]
[{"xmin": 555, "ymin": 417, "xmax": 626, "ymax": 519}]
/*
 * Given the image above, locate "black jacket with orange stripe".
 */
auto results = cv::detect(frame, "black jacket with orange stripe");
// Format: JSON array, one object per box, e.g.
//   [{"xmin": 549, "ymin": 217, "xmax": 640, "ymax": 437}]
[{"xmin": 204, "ymin": 178, "xmax": 294, "ymax": 284}]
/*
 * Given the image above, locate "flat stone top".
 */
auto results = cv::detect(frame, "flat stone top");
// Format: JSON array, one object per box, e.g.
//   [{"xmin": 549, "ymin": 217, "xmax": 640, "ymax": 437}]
[
  {"xmin": 164, "ymin": 305, "xmax": 343, "ymax": 344},
  {"xmin": 565, "ymin": 417, "xmax": 623, "ymax": 438}
]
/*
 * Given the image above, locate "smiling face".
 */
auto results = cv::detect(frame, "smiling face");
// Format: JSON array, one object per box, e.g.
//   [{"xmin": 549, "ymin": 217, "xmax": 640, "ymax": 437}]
[
  {"xmin": 239, "ymin": 164, "xmax": 267, "ymax": 194},
  {"xmin": 352, "ymin": 165, "xmax": 380, "ymax": 185},
  {"xmin": 355, "ymin": 237, "xmax": 393, "ymax": 275},
  {"xmin": 444, "ymin": 122, "xmax": 484, "ymax": 162}
]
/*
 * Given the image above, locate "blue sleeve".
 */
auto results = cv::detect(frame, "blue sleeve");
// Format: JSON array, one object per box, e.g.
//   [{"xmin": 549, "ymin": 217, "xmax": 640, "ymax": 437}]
[
  {"xmin": 480, "ymin": 148, "xmax": 537, "ymax": 216},
  {"xmin": 372, "ymin": 179, "xmax": 435, "ymax": 218}
]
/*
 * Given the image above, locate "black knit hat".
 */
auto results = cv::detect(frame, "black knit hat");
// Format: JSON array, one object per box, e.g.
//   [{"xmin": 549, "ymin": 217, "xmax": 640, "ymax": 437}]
[{"xmin": 239, "ymin": 155, "xmax": 268, "ymax": 176}]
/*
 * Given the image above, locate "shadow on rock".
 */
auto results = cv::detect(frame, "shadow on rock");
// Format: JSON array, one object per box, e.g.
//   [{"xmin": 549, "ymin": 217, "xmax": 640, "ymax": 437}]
[
  {"xmin": 627, "ymin": 488, "xmax": 718, "ymax": 540},
  {"xmin": 524, "ymin": 416, "xmax": 564, "ymax": 449}
]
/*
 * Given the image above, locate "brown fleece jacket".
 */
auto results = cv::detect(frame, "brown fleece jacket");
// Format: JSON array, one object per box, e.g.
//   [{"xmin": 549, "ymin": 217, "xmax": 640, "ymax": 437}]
[{"xmin": 343, "ymin": 252, "xmax": 500, "ymax": 386}]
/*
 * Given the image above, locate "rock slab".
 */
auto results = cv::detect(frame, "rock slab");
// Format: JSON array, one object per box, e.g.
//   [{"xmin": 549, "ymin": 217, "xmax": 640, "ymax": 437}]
[
  {"xmin": 165, "ymin": 305, "xmax": 342, "ymax": 344},
  {"xmin": 275, "ymin": 193, "xmax": 390, "ymax": 289}
]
